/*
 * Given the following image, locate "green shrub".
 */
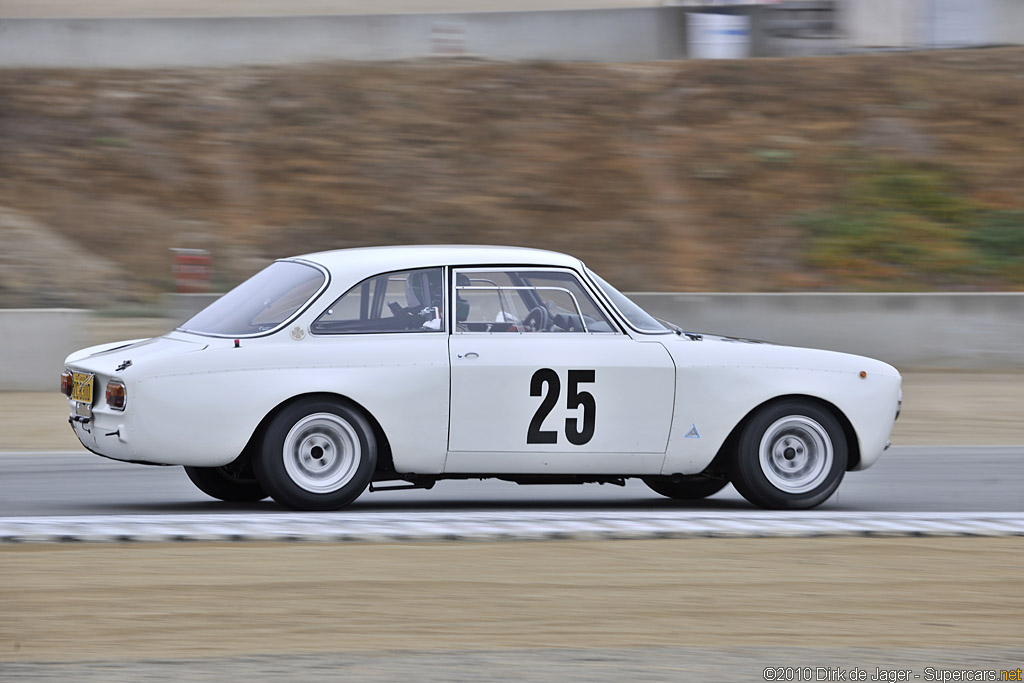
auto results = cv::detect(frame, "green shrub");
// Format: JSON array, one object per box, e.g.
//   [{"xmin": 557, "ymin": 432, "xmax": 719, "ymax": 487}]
[
  {"xmin": 798, "ymin": 161, "xmax": 1023, "ymax": 289},
  {"xmin": 968, "ymin": 210, "xmax": 1024, "ymax": 283}
]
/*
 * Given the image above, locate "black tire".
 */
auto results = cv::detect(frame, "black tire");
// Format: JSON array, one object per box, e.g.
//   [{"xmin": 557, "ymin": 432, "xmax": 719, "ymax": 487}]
[
  {"xmin": 253, "ymin": 398, "xmax": 377, "ymax": 511},
  {"xmin": 184, "ymin": 462, "xmax": 268, "ymax": 502},
  {"xmin": 729, "ymin": 399, "xmax": 848, "ymax": 510},
  {"xmin": 643, "ymin": 475, "xmax": 729, "ymax": 500}
]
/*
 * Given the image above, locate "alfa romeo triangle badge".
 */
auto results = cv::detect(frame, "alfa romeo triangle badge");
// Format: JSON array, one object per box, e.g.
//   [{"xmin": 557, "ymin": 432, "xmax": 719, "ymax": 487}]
[{"xmin": 685, "ymin": 424, "xmax": 701, "ymax": 439}]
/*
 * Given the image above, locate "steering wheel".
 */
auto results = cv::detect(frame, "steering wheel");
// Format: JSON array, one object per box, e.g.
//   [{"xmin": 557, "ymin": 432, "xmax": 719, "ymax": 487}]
[{"xmin": 523, "ymin": 306, "xmax": 549, "ymax": 332}]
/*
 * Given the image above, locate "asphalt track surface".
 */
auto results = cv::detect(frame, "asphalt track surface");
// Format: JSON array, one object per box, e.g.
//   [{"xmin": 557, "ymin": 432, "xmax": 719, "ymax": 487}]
[{"xmin": 1, "ymin": 446, "xmax": 1021, "ymax": 517}]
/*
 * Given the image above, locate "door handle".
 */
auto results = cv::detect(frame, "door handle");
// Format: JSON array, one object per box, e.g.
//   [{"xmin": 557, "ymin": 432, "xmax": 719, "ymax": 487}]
[{"xmin": 458, "ymin": 352, "xmax": 479, "ymax": 359}]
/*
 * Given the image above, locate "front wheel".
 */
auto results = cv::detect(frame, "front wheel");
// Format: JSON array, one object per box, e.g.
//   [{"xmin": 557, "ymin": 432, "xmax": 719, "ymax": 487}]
[
  {"xmin": 729, "ymin": 400, "xmax": 848, "ymax": 510},
  {"xmin": 254, "ymin": 398, "xmax": 377, "ymax": 511},
  {"xmin": 184, "ymin": 462, "xmax": 268, "ymax": 502}
]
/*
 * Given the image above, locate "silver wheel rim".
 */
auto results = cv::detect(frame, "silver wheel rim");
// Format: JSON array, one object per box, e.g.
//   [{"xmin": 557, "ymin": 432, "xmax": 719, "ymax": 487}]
[
  {"xmin": 758, "ymin": 415, "xmax": 833, "ymax": 494},
  {"xmin": 282, "ymin": 413, "xmax": 361, "ymax": 494}
]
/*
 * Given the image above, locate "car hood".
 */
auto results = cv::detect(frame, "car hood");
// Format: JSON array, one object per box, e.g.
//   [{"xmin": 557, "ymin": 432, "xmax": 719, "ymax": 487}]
[
  {"xmin": 65, "ymin": 334, "xmax": 208, "ymax": 375},
  {"xmin": 691, "ymin": 332, "xmax": 770, "ymax": 345},
  {"xmin": 663, "ymin": 331, "xmax": 899, "ymax": 376}
]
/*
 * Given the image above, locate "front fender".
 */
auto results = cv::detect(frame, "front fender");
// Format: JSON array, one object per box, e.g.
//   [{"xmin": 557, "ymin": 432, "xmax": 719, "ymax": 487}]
[{"xmin": 660, "ymin": 343, "xmax": 901, "ymax": 476}]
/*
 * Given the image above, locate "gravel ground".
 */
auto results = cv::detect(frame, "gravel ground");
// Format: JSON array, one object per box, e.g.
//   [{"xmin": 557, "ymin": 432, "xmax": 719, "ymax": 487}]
[
  {"xmin": 2, "ymin": 538, "xmax": 1022, "ymax": 676},
  {"xmin": 3, "ymin": 647, "xmax": 1023, "ymax": 682}
]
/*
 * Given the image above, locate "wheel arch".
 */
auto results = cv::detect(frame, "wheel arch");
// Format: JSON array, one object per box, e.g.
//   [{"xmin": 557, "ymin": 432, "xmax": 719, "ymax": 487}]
[
  {"xmin": 236, "ymin": 392, "xmax": 395, "ymax": 475},
  {"xmin": 711, "ymin": 394, "xmax": 861, "ymax": 472}
]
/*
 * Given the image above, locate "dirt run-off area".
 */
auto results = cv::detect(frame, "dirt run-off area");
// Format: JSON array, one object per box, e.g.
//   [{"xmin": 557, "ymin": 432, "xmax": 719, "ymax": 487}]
[
  {"xmin": 2, "ymin": 49, "xmax": 1024, "ymax": 308},
  {"xmin": 1, "ymin": 538, "xmax": 1021, "ymax": 675}
]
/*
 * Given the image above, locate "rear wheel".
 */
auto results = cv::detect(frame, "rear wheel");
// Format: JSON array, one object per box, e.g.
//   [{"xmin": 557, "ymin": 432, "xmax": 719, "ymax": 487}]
[
  {"xmin": 184, "ymin": 462, "xmax": 267, "ymax": 502},
  {"xmin": 729, "ymin": 399, "xmax": 847, "ymax": 510},
  {"xmin": 254, "ymin": 398, "xmax": 377, "ymax": 511},
  {"xmin": 643, "ymin": 475, "xmax": 728, "ymax": 500}
]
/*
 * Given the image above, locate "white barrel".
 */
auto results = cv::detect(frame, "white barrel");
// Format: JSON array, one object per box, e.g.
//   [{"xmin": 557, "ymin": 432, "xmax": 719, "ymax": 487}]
[{"xmin": 687, "ymin": 12, "xmax": 751, "ymax": 59}]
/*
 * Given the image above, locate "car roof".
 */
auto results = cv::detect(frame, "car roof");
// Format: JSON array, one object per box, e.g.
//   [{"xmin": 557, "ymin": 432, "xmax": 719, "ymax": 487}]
[{"xmin": 292, "ymin": 245, "xmax": 583, "ymax": 275}]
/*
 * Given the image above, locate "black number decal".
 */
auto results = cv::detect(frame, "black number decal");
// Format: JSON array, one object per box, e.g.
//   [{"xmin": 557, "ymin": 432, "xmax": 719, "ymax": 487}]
[
  {"xmin": 527, "ymin": 368, "xmax": 560, "ymax": 444},
  {"xmin": 528, "ymin": 369, "xmax": 596, "ymax": 446},
  {"xmin": 565, "ymin": 370, "xmax": 596, "ymax": 446}
]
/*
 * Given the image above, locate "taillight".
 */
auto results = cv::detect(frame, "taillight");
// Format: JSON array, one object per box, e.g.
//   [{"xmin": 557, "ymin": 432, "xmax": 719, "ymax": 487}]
[
  {"xmin": 105, "ymin": 380, "xmax": 127, "ymax": 411},
  {"xmin": 60, "ymin": 370, "xmax": 73, "ymax": 397}
]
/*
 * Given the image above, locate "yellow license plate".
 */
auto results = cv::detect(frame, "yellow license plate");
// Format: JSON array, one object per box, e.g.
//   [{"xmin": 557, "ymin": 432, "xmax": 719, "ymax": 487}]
[{"xmin": 71, "ymin": 372, "xmax": 94, "ymax": 404}]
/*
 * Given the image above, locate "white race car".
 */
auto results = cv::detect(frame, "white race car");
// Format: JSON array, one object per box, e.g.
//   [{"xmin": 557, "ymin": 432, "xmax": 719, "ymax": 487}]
[{"xmin": 61, "ymin": 246, "xmax": 902, "ymax": 510}]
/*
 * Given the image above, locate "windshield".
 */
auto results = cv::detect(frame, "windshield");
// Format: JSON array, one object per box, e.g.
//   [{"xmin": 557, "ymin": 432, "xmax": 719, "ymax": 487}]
[
  {"xmin": 585, "ymin": 268, "xmax": 669, "ymax": 333},
  {"xmin": 179, "ymin": 260, "xmax": 326, "ymax": 337}
]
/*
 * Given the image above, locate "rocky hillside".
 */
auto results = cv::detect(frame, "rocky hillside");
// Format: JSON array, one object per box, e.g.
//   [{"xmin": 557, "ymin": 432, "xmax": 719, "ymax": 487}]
[{"xmin": 1, "ymin": 49, "xmax": 1022, "ymax": 307}]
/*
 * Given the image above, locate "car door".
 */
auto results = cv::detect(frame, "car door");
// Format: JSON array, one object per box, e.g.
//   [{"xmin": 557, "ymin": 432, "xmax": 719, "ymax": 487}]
[
  {"xmin": 446, "ymin": 267, "xmax": 676, "ymax": 475},
  {"xmin": 308, "ymin": 266, "xmax": 451, "ymax": 476}
]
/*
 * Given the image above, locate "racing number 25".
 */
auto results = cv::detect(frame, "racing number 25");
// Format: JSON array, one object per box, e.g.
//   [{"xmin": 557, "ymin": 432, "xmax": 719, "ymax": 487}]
[{"xmin": 527, "ymin": 369, "xmax": 596, "ymax": 446}]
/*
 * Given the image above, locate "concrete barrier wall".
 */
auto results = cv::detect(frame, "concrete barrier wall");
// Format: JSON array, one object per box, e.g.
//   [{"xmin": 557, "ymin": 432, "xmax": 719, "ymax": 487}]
[
  {"xmin": 162, "ymin": 293, "xmax": 220, "ymax": 327},
  {"xmin": 4, "ymin": 293, "xmax": 1023, "ymax": 390},
  {"xmin": 0, "ymin": 309, "xmax": 92, "ymax": 391},
  {"xmin": 631, "ymin": 292, "xmax": 1024, "ymax": 370},
  {"xmin": 0, "ymin": 8, "xmax": 688, "ymax": 67},
  {"xmin": 839, "ymin": 0, "xmax": 1024, "ymax": 49},
  {"xmin": 3, "ymin": 4, "xmax": 1022, "ymax": 69}
]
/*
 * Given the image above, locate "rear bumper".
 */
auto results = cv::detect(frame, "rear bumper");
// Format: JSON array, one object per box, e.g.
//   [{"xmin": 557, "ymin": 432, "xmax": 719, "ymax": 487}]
[{"xmin": 68, "ymin": 403, "xmax": 141, "ymax": 463}]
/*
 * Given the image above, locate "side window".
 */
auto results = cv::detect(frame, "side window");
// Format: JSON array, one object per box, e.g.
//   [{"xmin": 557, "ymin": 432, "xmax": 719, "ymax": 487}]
[
  {"xmin": 518, "ymin": 271, "xmax": 615, "ymax": 333},
  {"xmin": 312, "ymin": 268, "xmax": 444, "ymax": 334},
  {"xmin": 454, "ymin": 269, "xmax": 616, "ymax": 334}
]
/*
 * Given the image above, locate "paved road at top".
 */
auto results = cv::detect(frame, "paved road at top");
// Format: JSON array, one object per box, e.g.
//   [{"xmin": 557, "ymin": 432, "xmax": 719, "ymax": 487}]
[{"xmin": 0, "ymin": 446, "xmax": 1021, "ymax": 517}]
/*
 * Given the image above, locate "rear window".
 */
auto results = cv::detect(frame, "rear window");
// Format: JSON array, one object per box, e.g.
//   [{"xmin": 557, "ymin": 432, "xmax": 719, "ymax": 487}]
[{"xmin": 178, "ymin": 261, "xmax": 326, "ymax": 337}]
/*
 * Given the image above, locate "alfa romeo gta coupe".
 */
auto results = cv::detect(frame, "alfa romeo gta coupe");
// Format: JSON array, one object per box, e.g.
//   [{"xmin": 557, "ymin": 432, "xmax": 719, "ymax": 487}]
[{"xmin": 62, "ymin": 246, "xmax": 902, "ymax": 510}]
